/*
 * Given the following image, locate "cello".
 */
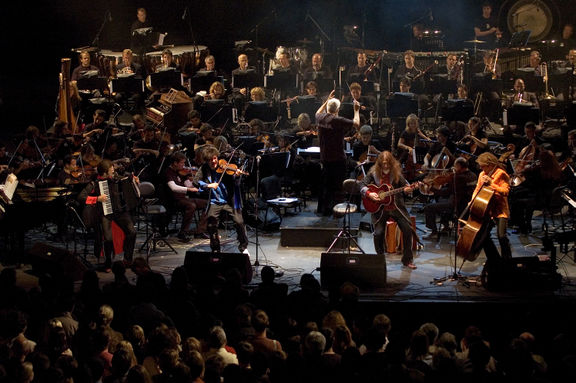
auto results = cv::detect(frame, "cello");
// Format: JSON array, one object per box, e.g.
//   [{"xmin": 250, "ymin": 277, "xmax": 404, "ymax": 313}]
[
  {"xmin": 455, "ymin": 167, "xmax": 497, "ymax": 261},
  {"xmin": 57, "ymin": 58, "xmax": 78, "ymax": 134}
]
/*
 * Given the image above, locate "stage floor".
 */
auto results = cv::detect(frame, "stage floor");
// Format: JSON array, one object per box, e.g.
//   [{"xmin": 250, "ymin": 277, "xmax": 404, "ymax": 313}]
[{"xmin": 6, "ymin": 198, "xmax": 576, "ymax": 305}]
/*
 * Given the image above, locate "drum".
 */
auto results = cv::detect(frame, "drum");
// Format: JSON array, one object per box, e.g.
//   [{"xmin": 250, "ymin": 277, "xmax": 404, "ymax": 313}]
[
  {"xmin": 144, "ymin": 50, "xmax": 163, "ymax": 74},
  {"xmin": 171, "ymin": 45, "xmax": 209, "ymax": 76},
  {"xmin": 500, "ymin": 0, "xmax": 559, "ymax": 43}
]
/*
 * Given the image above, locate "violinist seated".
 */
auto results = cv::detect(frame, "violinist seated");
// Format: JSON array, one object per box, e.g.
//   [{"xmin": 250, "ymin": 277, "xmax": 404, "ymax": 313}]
[
  {"xmin": 83, "ymin": 109, "xmax": 119, "ymax": 155},
  {"xmin": 57, "ymin": 154, "xmax": 83, "ymax": 186},
  {"xmin": 133, "ymin": 126, "xmax": 161, "ymax": 157},
  {"xmin": 509, "ymin": 148, "xmax": 564, "ymax": 235},
  {"xmin": 291, "ymin": 112, "xmax": 318, "ymax": 148},
  {"xmin": 341, "ymin": 82, "xmax": 376, "ymax": 121},
  {"xmin": 422, "ymin": 157, "xmax": 478, "ymax": 239},
  {"xmin": 457, "ymin": 116, "xmax": 489, "ymax": 171},
  {"xmin": 12, "ymin": 125, "xmax": 52, "ymax": 180},
  {"xmin": 351, "ymin": 125, "xmax": 382, "ymax": 179},
  {"xmin": 422, "ymin": 126, "xmax": 456, "ymax": 172},
  {"xmin": 193, "ymin": 123, "xmax": 215, "ymax": 151},
  {"xmin": 163, "ymin": 152, "xmax": 208, "ymax": 242},
  {"xmin": 177, "ymin": 110, "xmax": 202, "ymax": 153}
]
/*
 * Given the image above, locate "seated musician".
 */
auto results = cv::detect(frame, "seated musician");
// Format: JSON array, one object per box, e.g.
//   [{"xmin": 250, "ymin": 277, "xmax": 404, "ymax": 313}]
[
  {"xmin": 360, "ymin": 151, "xmax": 417, "ymax": 269},
  {"xmin": 422, "ymin": 126, "xmax": 456, "ymax": 171},
  {"xmin": 291, "ymin": 113, "xmax": 317, "ymax": 148},
  {"xmin": 195, "ymin": 81, "xmax": 227, "ymax": 111},
  {"xmin": 468, "ymin": 152, "xmax": 512, "ymax": 262},
  {"xmin": 177, "ymin": 110, "xmax": 202, "ymax": 153},
  {"xmin": 510, "ymin": 149, "xmax": 564, "ymax": 235},
  {"xmin": 200, "ymin": 54, "xmax": 226, "ymax": 79},
  {"xmin": 303, "ymin": 53, "xmax": 333, "ymax": 81},
  {"xmin": 71, "ymin": 50, "xmax": 100, "ymax": 82},
  {"xmin": 394, "ymin": 50, "xmax": 423, "ymax": 92},
  {"xmin": 12, "ymin": 125, "xmax": 51, "ymax": 179},
  {"xmin": 347, "ymin": 51, "xmax": 378, "ymax": 83},
  {"xmin": 164, "ymin": 152, "xmax": 208, "ymax": 242},
  {"xmin": 57, "ymin": 154, "xmax": 80, "ymax": 186},
  {"xmin": 342, "ymin": 82, "xmax": 376, "ymax": 120},
  {"xmin": 194, "ymin": 123, "xmax": 215, "ymax": 151},
  {"xmin": 458, "ymin": 116, "xmax": 489, "ymax": 170},
  {"xmin": 155, "ymin": 49, "xmax": 178, "ymax": 72},
  {"xmin": 193, "ymin": 145, "xmax": 249, "ymax": 254},
  {"xmin": 396, "ymin": 113, "xmax": 431, "ymax": 176},
  {"xmin": 78, "ymin": 159, "xmax": 137, "ymax": 271},
  {"xmin": 114, "ymin": 48, "xmax": 144, "ymax": 110},
  {"xmin": 352, "ymin": 125, "xmax": 381, "ymax": 179},
  {"xmin": 83, "ymin": 109, "xmax": 114, "ymax": 154},
  {"xmin": 422, "ymin": 157, "xmax": 477, "ymax": 239},
  {"xmin": 507, "ymin": 78, "xmax": 539, "ymax": 108},
  {"xmin": 231, "ymin": 53, "xmax": 255, "ymax": 97},
  {"xmin": 273, "ymin": 52, "xmax": 297, "ymax": 75}
]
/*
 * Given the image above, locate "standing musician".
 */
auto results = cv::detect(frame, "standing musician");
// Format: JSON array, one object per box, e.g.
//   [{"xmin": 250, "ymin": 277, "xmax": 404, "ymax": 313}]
[
  {"xmin": 315, "ymin": 90, "xmax": 360, "ymax": 216},
  {"xmin": 78, "ymin": 159, "xmax": 137, "ymax": 271},
  {"xmin": 193, "ymin": 145, "xmax": 249, "ymax": 254},
  {"xmin": 360, "ymin": 151, "xmax": 418, "ymax": 269},
  {"xmin": 466, "ymin": 152, "xmax": 512, "ymax": 262},
  {"xmin": 473, "ymin": 2, "xmax": 502, "ymax": 48}
]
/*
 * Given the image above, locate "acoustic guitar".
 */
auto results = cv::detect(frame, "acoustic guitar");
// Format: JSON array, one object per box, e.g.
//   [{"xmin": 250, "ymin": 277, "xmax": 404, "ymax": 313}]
[{"xmin": 362, "ymin": 182, "xmax": 421, "ymax": 213}]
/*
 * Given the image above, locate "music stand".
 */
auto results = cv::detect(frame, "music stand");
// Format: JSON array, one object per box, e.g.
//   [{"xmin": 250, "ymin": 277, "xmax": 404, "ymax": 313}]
[
  {"xmin": 200, "ymin": 99, "xmax": 232, "ymax": 127},
  {"xmin": 313, "ymin": 78, "xmax": 336, "ymax": 94},
  {"xmin": 232, "ymin": 69, "xmax": 261, "ymax": 89},
  {"xmin": 190, "ymin": 71, "xmax": 219, "ymax": 92},
  {"xmin": 264, "ymin": 73, "xmax": 299, "ymax": 90},
  {"xmin": 77, "ymin": 77, "xmax": 109, "ymax": 91},
  {"xmin": 429, "ymin": 75, "xmax": 457, "ymax": 96},
  {"xmin": 441, "ymin": 99, "xmax": 474, "ymax": 122},
  {"xmin": 244, "ymin": 101, "xmax": 276, "ymax": 122},
  {"xmin": 386, "ymin": 93, "xmax": 418, "ymax": 118},
  {"xmin": 507, "ymin": 103, "xmax": 540, "ymax": 127},
  {"xmin": 110, "ymin": 77, "xmax": 145, "ymax": 94},
  {"xmin": 260, "ymin": 151, "xmax": 291, "ymax": 179},
  {"xmin": 290, "ymin": 96, "xmax": 321, "ymax": 123},
  {"xmin": 508, "ymin": 30, "xmax": 531, "ymax": 48},
  {"xmin": 148, "ymin": 70, "xmax": 183, "ymax": 90}
]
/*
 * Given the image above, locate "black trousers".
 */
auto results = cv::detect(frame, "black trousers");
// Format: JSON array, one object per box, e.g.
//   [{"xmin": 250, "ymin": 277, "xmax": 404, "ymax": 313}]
[
  {"xmin": 206, "ymin": 203, "xmax": 248, "ymax": 253},
  {"xmin": 173, "ymin": 197, "xmax": 208, "ymax": 234},
  {"xmin": 481, "ymin": 217, "xmax": 512, "ymax": 263},
  {"xmin": 372, "ymin": 207, "xmax": 414, "ymax": 266},
  {"xmin": 318, "ymin": 160, "xmax": 346, "ymax": 216}
]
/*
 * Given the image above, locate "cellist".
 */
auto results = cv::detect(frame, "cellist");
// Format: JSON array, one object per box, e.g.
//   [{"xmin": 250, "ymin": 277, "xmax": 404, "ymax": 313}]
[{"xmin": 468, "ymin": 152, "xmax": 512, "ymax": 262}]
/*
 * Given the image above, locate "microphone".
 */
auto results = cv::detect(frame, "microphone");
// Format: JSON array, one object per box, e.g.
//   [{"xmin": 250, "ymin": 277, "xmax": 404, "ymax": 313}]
[{"xmin": 182, "ymin": 7, "xmax": 187, "ymax": 20}]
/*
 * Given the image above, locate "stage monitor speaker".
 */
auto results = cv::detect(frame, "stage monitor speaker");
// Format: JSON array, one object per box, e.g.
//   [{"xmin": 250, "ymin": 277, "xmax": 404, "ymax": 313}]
[
  {"xmin": 320, "ymin": 252, "xmax": 386, "ymax": 290},
  {"xmin": 184, "ymin": 251, "xmax": 253, "ymax": 284},
  {"xmin": 27, "ymin": 242, "xmax": 89, "ymax": 281},
  {"xmin": 481, "ymin": 255, "xmax": 562, "ymax": 291}
]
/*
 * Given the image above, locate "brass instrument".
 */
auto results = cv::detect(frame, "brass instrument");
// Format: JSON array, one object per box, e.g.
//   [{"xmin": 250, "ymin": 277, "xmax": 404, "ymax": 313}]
[
  {"xmin": 541, "ymin": 62, "xmax": 555, "ymax": 100},
  {"xmin": 491, "ymin": 48, "xmax": 499, "ymax": 80}
]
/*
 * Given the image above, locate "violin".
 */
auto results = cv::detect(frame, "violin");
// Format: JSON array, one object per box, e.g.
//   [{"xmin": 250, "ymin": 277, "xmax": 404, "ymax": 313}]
[
  {"xmin": 216, "ymin": 159, "xmax": 249, "ymax": 176},
  {"xmin": 178, "ymin": 166, "xmax": 198, "ymax": 178}
]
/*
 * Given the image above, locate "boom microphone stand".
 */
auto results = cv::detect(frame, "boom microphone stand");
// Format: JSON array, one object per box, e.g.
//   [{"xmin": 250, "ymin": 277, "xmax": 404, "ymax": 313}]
[{"xmin": 253, "ymin": 155, "xmax": 263, "ymax": 266}]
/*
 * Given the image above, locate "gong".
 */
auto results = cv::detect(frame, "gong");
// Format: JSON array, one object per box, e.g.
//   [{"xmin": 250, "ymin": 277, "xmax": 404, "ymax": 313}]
[{"xmin": 501, "ymin": 0, "xmax": 558, "ymax": 43}]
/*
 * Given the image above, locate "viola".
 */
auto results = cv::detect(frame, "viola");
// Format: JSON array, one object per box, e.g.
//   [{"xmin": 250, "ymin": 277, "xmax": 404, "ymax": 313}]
[
  {"xmin": 216, "ymin": 159, "xmax": 249, "ymax": 176},
  {"xmin": 179, "ymin": 166, "xmax": 198, "ymax": 178}
]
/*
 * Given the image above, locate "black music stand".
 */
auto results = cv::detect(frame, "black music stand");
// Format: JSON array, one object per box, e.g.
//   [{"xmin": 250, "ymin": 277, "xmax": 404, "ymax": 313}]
[
  {"xmin": 77, "ymin": 77, "xmax": 109, "ymax": 91},
  {"xmin": 232, "ymin": 69, "xmax": 261, "ymax": 89},
  {"xmin": 386, "ymin": 93, "xmax": 418, "ymax": 118},
  {"xmin": 200, "ymin": 100, "xmax": 232, "ymax": 127},
  {"xmin": 264, "ymin": 73, "xmax": 299, "ymax": 90},
  {"xmin": 110, "ymin": 77, "xmax": 145, "ymax": 94},
  {"xmin": 470, "ymin": 75, "xmax": 503, "ymax": 95},
  {"xmin": 507, "ymin": 104, "xmax": 540, "ymax": 127},
  {"xmin": 441, "ymin": 99, "xmax": 474, "ymax": 122},
  {"xmin": 429, "ymin": 75, "xmax": 457, "ymax": 96},
  {"xmin": 190, "ymin": 71, "xmax": 221, "ymax": 92},
  {"xmin": 148, "ymin": 70, "xmax": 183, "ymax": 90},
  {"xmin": 313, "ymin": 78, "xmax": 336, "ymax": 94},
  {"xmin": 244, "ymin": 101, "xmax": 276, "ymax": 123},
  {"xmin": 290, "ymin": 96, "xmax": 321, "ymax": 123},
  {"xmin": 260, "ymin": 151, "xmax": 291, "ymax": 179}
]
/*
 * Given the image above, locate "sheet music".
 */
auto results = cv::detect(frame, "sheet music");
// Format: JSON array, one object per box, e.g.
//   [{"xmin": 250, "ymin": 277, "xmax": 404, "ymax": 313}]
[
  {"xmin": 0, "ymin": 173, "xmax": 18, "ymax": 203},
  {"xmin": 133, "ymin": 27, "xmax": 153, "ymax": 36},
  {"xmin": 99, "ymin": 180, "xmax": 113, "ymax": 216}
]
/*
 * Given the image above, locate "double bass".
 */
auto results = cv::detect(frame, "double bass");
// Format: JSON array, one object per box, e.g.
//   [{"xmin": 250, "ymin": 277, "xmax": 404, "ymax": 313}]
[
  {"xmin": 455, "ymin": 168, "xmax": 496, "ymax": 261},
  {"xmin": 57, "ymin": 58, "xmax": 78, "ymax": 134}
]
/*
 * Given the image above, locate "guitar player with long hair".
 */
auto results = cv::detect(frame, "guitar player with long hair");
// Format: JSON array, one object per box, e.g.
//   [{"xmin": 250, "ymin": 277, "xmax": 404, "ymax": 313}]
[{"xmin": 360, "ymin": 151, "xmax": 418, "ymax": 270}]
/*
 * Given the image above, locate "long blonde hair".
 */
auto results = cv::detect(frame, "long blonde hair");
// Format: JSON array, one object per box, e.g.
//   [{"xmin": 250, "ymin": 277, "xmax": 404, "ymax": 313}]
[{"xmin": 369, "ymin": 151, "xmax": 402, "ymax": 184}]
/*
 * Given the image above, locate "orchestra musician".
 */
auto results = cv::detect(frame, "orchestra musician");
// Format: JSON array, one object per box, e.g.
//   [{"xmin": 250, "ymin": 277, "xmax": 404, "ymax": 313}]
[
  {"xmin": 78, "ymin": 159, "xmax": 137, "ymax": 271},
  {"xmin": 394, "ymin": 50, "xmax": 423, "ymax": 93},
  {"xmin": 57, "ymin": 154, "xmax": 80, "ymax": 186},
  {"xmin": 130, "ymin": 7, "xmax": 152, "ymax": 56},
  {"xmin": 164, "ymin": 152, "xmax": 208, "ymax": 242},
  {"xmin": 178, "ymin": 110, "xmax": 202, "ymax": 153},
  {"xmin": 347, "ymin": 51, "xmax": 378, "ymax": 83},
  {"xmin": 303, "ymin": 53, "xmax": 333, "ymax": 82},
  {"xmin": 396, "ymin": 113, "xmax": 431, "ymax": 172},
  {"xmin": 360, "ymin": 151, "xmax": 418, "ymax": 269},
  {"xmin": 155, "ymin": 49, "xmax": 178, "ymax": 72},
  {"xmin": 473, "ymin": 1, "xmax": 502, "ymax": 48},
  {"xmin": 422, "ymin": 157, "xmax": 477, "ymax": 239},
  {"xmin": 458, "ymin": 116, "xmax": 489, "ymax": 170},
  {"xmin": 351, "ymin": 125, "xmax": 382, "ymax": 179},
  {"xmin": 273, "ymin": 52, "xmax": 297, "ymax": 75},
  {"xmin": 194, "ymin": 124, "xmax": 215, "ymax": 151},
  {"xmin": 509, "ymin": 149, "xmax": 564, "ymax": 235},
  {"xmin": 422, "ymin": 125, "xmax": 456, "ymax": 170},
  {"xmin": 467, "ymin": 152, "xmax": 512, "ymax": 262},
  {"xmin": 342, "ymin": 82, "xmax": 376, "ymax": 120},
  {"xmin": 71, "ymin": 50, "xmax": 100, "ymax": 82},
  {"xmin": 508, "ymin": 78, "xmax": 539, "ymax": 108},
  {"xmin": 200, "ymin": 54, "xmax": 226, "ymax": 79},
  {"xmin": 193, "ymin": 145, "xmax": 249, "ymax": 254}
]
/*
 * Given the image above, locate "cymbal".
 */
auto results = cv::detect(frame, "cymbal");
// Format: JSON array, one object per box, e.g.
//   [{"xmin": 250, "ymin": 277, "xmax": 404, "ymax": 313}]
[{"xmin": 464, "ymin": 39, "xmax": 487, "ymax": 44}]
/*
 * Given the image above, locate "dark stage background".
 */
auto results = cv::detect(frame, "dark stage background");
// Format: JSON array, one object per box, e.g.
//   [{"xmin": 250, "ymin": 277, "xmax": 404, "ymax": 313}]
[{"xmin": 0, "ymin": 0, "xmax": 574, "ymax": 139}]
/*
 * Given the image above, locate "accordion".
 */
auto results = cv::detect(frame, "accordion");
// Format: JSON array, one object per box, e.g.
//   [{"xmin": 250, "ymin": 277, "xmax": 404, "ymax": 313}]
[{"xmin": 99, "ymin": 175, "xmax": 140, "ymax": 216}]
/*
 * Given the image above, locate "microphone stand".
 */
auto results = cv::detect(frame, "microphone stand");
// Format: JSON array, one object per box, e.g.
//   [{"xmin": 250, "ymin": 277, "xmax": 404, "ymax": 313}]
[
  {"xmin": 91, "ymin": 10, "xmax": 111, "ymax": 47},
  {"xmin": 253, "ymin": 154, "xmax": 262, "ymax": 266}
]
